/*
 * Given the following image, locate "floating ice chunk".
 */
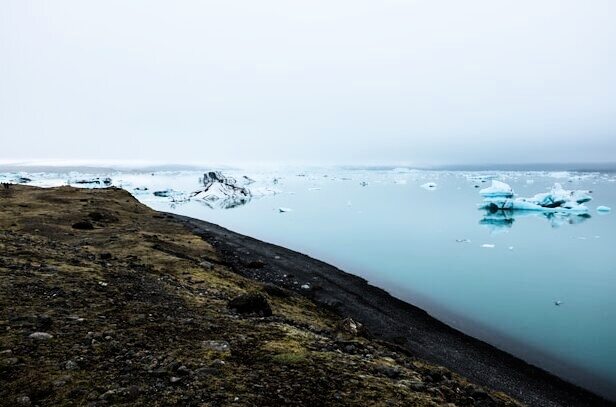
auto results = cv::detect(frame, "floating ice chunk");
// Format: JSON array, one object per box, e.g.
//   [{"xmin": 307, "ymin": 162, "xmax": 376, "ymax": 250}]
[
  {"xmin": 191, "ymin": 171, "xmax": 251, "ymax": 209},
  {"xmin": 456, "ymin": 239, "xmax": 471, "ymax": 243},
  {"xmin": 527, "ymin": 183, "xmax": 592, "ymax": 207},
  {"xmin": 479, "ymin": 180, "xmax": 514, "ymax": 198},
  {"xmin": 508, "ymin": 246, "xmax": 515, "ymax": 251},
  {"xmin": 479, "ymin": 182, "xmax": 592, "ymax": 213},
  {"xmin": 359, "ymin": 181, "xmax": 368, "ymax": 187},
  {"xmin": 250, "ymin": 187, "xmax": 281, "ymax": 197},
  {"xmin": 153, "ymin": 189, "xmax": 176, "ymax": 198},
  {"xmin": 597, "ymin": 206, "xmax": 611, "ymax": 213},
  {"xmin": 391, "ymin": 167, "xmax": 413, "ymax": 173},
  {"xmin": 421, "ymin": 182, "xmax": 437, "ymax": 190},
  {"xmin": 278, "ymin": 207, "xmax": 293, "ymax": 213},
  {"xmin": 548, "ymin": 171, "xmax": 570, "ymax": 179},
  {"xmin": 554, "ymin": 300, "xmax": 563, "ymax": 306},
  {"xmin": 481, "ymin": 244, "xmax": 495, "ymax": 248}
]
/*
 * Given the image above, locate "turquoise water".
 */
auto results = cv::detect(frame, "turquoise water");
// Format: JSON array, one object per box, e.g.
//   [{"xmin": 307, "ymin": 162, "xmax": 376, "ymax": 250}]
[{"xmin": 5, "ymin": 168, "xmax": 616, "ymax": 398}]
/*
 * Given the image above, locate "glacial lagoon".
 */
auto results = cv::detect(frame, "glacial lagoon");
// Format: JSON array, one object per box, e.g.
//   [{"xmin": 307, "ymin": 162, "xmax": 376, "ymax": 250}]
[{"xmin": 4, "ymin": 168, "xmax": 615, "ymax": 398}]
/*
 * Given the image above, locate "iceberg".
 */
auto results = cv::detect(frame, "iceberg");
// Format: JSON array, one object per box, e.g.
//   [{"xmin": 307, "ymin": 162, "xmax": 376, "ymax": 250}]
[
  {"xmin": 479, "ymin": 180, "xmax": 513, "ymax": 198},
  {"xmin": 479, "ymin": 181, "xmax": 591, "ymax": 213},
  {"xmin": 597, "ymin": 206, "xmax": 611, "ymax": 213},
  {"xmin": 190, "ymin": 171, "xmax": 252, "ymax": 209}
]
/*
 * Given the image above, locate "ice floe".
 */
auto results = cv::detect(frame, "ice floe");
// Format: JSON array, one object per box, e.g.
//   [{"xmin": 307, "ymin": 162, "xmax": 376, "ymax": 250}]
[
  {"xmin": 596, "ymin": 206, "xmax": 611, "ymax": 213},
  {"xmin": 421, "ymin": 182, "xmax": 437, "ymax": 190},
  {"xmin": 479, "ymin": 181, "xmax": 591, "ymax": 213}
]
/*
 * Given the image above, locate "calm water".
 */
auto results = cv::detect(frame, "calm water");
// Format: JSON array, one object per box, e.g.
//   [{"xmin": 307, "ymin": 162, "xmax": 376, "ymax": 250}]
[{"xmin": 4, "ymin": 168, "xmax": 616, "ymax": 398}]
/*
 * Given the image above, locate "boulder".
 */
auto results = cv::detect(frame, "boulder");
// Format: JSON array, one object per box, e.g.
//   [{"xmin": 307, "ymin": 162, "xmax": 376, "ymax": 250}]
[{"xmin": 228, "ymin": 292, "xmax": 272, "ymax": 316}]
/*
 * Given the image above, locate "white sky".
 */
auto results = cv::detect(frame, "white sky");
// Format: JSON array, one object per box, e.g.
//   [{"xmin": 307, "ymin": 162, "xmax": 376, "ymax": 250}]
[{"xmin": 1, "ymin": 0, "xmax": 615, "ymax": 166}]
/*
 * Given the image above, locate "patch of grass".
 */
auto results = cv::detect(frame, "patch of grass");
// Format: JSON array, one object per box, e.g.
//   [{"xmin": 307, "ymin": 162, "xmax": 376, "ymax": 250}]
[{"xmin": 271, "ymin": 352, "xmax": 308, "ymax": 365}]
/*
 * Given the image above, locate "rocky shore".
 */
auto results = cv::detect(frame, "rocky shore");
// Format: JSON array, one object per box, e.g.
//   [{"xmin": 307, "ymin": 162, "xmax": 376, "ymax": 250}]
[{"xmin": 0, "ymin": 185, "xmax": 610, "ymax": 406}]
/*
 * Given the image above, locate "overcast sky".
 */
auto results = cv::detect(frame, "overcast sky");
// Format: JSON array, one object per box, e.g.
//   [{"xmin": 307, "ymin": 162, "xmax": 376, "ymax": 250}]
[{"xmin": 1, "ymin": 0, "xmax": 615, "ymax": 166}]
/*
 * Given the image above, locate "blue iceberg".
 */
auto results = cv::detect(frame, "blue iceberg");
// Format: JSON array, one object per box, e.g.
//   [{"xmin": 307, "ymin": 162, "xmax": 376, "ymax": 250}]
[{"xmin": 479, "ymin": 181, "xmax": 591, "ymax": 213}]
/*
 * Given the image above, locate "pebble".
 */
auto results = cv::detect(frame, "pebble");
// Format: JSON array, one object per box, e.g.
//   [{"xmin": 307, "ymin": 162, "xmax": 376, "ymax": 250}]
[
  {"xmin": 16, "ymin": 396, "xmax": 31, "ymax": 406},
  {"xmin": 202, "ymin": 340, "xmax": 230, "ymax": 352},
  {"xmin": 29, "ymin": 332, "xmax": 53, "ymax": 340},
  {"xmin": 65, "ymin": 360, "xmax": 79, "ymax": 370}
]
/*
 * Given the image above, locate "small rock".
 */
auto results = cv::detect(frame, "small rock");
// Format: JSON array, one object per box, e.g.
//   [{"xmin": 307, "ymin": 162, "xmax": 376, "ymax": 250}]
[
  {"xmin": 336, "ymin": 318, "xmax": 363, "ymax": 336},
  {"xmin": 246, "ymin": 260, "xmax": 265, "ymax": 269},
  {"xmin": 16, "ymin": 396, "xmax": 31, "ymax": 406},
  {"xmin": 72, "ymin": 221, "xmax": 94, "ymax": 230},
  {"xmin": 203, "ymin": 340, "xmax": 230, "ymax": 352},
  {"xmin": 262, "ymin": 283, "xmax": 291, "ymax": 298},
  {"xmin": 428, "ymin": 367, "xmax": 451, "ymax": 383},
  {"xmin": 228, "ymin": 292, "xmax": 272, "ymax": 316},
  {"xmin": 4, "ymin": 357, "xmax": 19, "ymax": 365},
  {"xmin": 170, "ymin": 376, "xmax": 182, "ymax": 384},
  {"xmin": 177, "ymin": 365, "xmax": 191, "ymax": 376},
  {"xmin": 377, "ymin": 365, "xmax": 402, "ymax": 379},
  {"xmin": 99, "ymin": 252, "xmax": 112, "ymax": 260},
  {"xmin": 29, "ymin": 332, "xmax": 53, "ymax": 340},
  {"xmin": 65, "ymin": 360, "xmax": 79, "ymax": 370}
]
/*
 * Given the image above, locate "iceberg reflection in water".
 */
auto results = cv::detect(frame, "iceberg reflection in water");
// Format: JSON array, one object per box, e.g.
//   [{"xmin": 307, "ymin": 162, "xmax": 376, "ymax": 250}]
[{"xmin": 480, "ymin": 208, "xmax": 591, "ymax": 233}]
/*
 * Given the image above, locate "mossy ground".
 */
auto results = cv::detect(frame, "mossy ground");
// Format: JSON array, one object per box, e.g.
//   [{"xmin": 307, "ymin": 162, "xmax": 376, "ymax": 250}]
[{"xmin": 0, "ymin": 185, "xmax": 522, "ymax": 406}]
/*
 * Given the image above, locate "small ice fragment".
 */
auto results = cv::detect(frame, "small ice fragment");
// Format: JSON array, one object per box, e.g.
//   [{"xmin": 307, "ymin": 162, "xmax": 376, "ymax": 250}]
[
  {"xmin": 508, "ymin": 246, "xmax": 514, "ymax": 250},
  {"xmin": 359, "ymin": 181, "xmax": 368, "ymax": 187},
  {"xmin": 554, "ymin": 300, "xmax": 563, "ymax": 306},
  {"xmin": 481, "ymin": 244, "xmax": 495, "ymax": 248},
  {"xmin": 278, "ymin": 207, "xmax": 293, "ymax": 213},
  {"xmin": 153, "ymin": 189, "xmax": 175, "ymax": 197},
  {"xmin": 421, "ymin": 182, "xmax": 437, "ymax": 190},
  {"xmin": 308, "ymin": 187, "xmax": 321, "ymax": 191},
  {"xmin": 456, "ymin": 239, "xmax": 471, "ymax": 243},
  {"xmin": 597, "ymin": 206, "xmax": 611, "ymax": 213}
]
